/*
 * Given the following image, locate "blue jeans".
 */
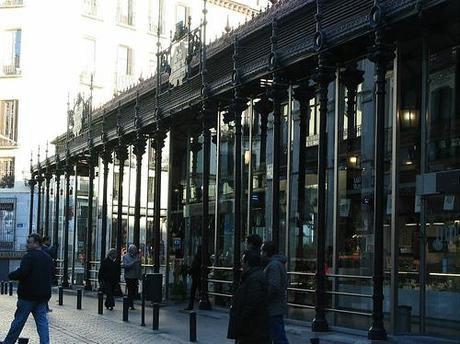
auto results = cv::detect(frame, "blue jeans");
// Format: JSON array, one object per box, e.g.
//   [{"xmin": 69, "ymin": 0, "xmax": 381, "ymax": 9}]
[
  {"xmin": 3, "ymin": 299, "xmax": 49, "ymax": 344},
  {"xmin": 269, "ymin": 315, "xmax": 289, "ymax": 344}
]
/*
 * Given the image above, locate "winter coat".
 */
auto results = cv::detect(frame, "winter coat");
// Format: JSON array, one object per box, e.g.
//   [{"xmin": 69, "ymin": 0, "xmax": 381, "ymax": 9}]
[
  {"xmin": 263, "ymin": 254, "xmax": 288, "ymax": 316},
  {"xmin": 9, "ymin": 248, "xmax": 53, "ymax": 302},
  {"xmin": 227, "ymin": 267, "xmax": 269, "ymax": 343},
  {"xmin": 98, "ymin": 257, "xmax": 119, "ymax": 286},
  {"xmin": 122, "ymin": 253, "xmax": 142, "ymax": 279}
]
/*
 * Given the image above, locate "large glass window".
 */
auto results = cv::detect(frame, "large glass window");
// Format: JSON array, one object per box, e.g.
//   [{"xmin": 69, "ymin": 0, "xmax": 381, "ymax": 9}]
[
  {"xmin": 116, "ymin": 45, "xmax": 134, "ymax": 91},
  {"xmin": 1, "ymin": 29, "xmax": 21, "ymax": 76},
  {"xmin": 0, "ymin": 157, "xmax": 14, "ymax": 188},
  {"xmin": 148, "ymin": 0, "xmax": 165, "ymax": 35},
  {"xmin": 117, "ymin": 0, "xmax": 134, "ymax": 26},
  {"xmin": 0, "ymin": 100, "xmax": 18, "ymax": 147},
  {"xmin": 80, "ymin": 38, "xmax": 96, "ymax": 84},
  {"xmin": 0, "ymin": 200, "xmax": 15, "ymax": 250}
]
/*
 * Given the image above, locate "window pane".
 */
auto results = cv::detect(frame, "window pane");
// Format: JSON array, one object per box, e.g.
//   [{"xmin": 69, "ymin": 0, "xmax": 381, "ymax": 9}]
[
  {"xmin": 0, "ymin": 100, "xmax": 18, "ymax": 146},
  {"xmin": 0, "ymin": 157, "xmax": 15, "ymax": 188}
]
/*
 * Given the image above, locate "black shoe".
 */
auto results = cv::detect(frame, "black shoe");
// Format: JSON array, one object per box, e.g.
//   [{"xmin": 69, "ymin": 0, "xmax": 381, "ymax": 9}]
[
  {"xmin": 109, "ymin": 307, "xmax": 113, "ymax": 311},
  {"xmin": 130, "ymin": 306, "xmax": 135, "ymax": 310},
  {"xmin": 184, "ymin": 306, "xmax": 193, "ymax": 311}
]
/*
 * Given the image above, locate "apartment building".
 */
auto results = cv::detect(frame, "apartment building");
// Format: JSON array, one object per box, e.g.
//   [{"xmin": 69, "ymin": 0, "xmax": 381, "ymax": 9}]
[{"xmin": 0, "ymin": 0, "xmax": 267, "ymax": 278}]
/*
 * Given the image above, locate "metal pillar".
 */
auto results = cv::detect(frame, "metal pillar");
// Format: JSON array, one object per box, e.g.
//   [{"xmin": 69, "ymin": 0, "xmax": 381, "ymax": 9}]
[
  {"xmin": 100, "ymin": 150, "xmax": 111, "ymax": 262},
  {"xmin": 311, "ymin": 54, "xmax": 335, "ymax": 332},
  {"xmin": 36, "ymin": 174, "xmax": 44, "ymax": 235},
  {"xmin": 231, "ymin": 98, "xmax": 246, "ymax": 290},
  {"xmin": 199, "ymin": 112, "xmax": 212, "ymax": 310},
  {"xmin": 133, "ymin": 136, "xmax": 146, "ymax": 249},
  {"xmin": 368, "ymin": 17, "xmax": 394, "ymax": 341},
  {"xmin": 62, "ymin": 165, "xmax": 72, "ymax": 288},
  {"xmin": 44, "ymin": 173, "xmax": 52, "ymax": 238},
  {"xmin": 28, "ymin": 178, "xmax": 36, "ymax": 234},
  {"xmin": 115, "ymin": 144, "xmax": 129, "ymax": 277},
  {"xmin": 52, "ymin": 172, "xmax": 61, "ymax": 247},
  {"xmin": 84, "ymin": 155, "xmax": 96, "ymax": 291},
  {"xmin": 152, "ymin": 129, "xmax": 166, "ymax": 274}
]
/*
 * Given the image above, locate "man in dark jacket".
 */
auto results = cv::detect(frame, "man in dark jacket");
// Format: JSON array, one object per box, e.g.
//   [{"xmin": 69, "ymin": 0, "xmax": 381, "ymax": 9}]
[
  {"xmin": 228, "ymin": 250, "xmax": 269, "ymax": 344},
  {"xmin": 246, "ymin": 234, "xmax": 263, "ymax": 257},
  {"xmin": 261, "ymin": 241, "xmax": 289, "ymax": 344},
  {"xmin": 1, "ymin": 233, "xmax": 53, "ymax": 344}
]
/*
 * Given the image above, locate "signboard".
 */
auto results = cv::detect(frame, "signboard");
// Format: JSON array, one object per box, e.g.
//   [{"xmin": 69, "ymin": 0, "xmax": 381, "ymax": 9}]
[
  {"xmin": 72, "ymin": 94, "xmax": 84, "ymax": 137},
  {"xmin": 169, "ymin": 40, "xmax": 188, "ymax": 87}
]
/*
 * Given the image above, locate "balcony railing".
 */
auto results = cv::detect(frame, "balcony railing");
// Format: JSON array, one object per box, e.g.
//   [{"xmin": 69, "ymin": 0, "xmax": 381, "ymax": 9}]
[
  {"xmin": 117, "ymin": 12, "xmax": 134, "ymax": 26},
  {"xmin": 82, "ymin": 0, "xmax": 98, "ymax": 17},
  {"xmin": 2, "ymin": 64, "xmax": 21, "ymax": 76},
  {"xmin": 0, "ymin": 0, "xmax": 23, "ymax": 7}
]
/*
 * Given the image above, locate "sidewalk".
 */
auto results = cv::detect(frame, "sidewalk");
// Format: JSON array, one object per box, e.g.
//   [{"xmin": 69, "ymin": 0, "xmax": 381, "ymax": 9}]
[{"xmin": 1, "ymin": 289, "xmax": 459, "ymax": 344}]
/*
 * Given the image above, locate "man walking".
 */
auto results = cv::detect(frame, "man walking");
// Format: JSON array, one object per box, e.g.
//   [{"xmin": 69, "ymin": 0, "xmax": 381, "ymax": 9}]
[
  {"xmin": 261, "ymin": 241, "xmax": 289, "ymax": 344},
  {"xmin": 1, "ymin": 233, "xmax": 53, "ymax": 344}
]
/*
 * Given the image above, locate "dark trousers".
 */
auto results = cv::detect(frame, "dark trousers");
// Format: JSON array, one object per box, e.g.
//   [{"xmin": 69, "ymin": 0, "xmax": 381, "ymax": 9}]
[
  {"xmin": 188, "ymin": 276, "xmax": 201, "ymax": 307},
  {"xmin": 104, "ymin": 280, "xmax": 115, "ymax": 308},
  {"xmin": 126, "ymin": 278, "xmax": 138, "ymax": 308}
]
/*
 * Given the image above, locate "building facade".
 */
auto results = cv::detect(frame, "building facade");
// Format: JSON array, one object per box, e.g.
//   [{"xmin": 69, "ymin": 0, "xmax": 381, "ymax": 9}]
[
  {"xmin": 30, "ymin": 0, "xmax": 459, "ymax": 340},
  {"xmin": 0, "ymin": 0, "xmax": 265, "ymax": 278}
]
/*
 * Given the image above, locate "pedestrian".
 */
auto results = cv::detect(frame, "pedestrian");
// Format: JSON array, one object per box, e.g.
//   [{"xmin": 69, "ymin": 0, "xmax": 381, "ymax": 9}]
[
  {"xmin": 1, "ymin": 233, "xmax": 53, "ymax": 344},
  {"xmin": 40, "ymin": 236, "xmax": 56, "ymax": 313},
  {"xmin": 185, "ymin": 245, "xmax": 202, "ymax": 310},
  {"xmin": 261, "ymin": 241, "xmax": 289, "ymax": 344},
  {"xmin": 98, "ymin": 249, "xmax": 118, "ymax": 311},
  {"xmin": 246, "ymin": 234, "xmax": 263, "ymax": 257},
  {"xmin": 227, "ymin": 250, "xmax": 269, "ymax": 344},
  {"xmin": 122, "ymin": 244, "xmax": 141, "ymax": 310}
]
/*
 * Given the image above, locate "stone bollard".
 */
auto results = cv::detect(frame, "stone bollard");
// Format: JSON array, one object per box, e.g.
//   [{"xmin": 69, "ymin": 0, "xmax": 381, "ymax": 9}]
[
  {"xmin": 58, "ymin": 286, "xmax": 63, "ymax": 306},
  {"xmin": 77, "ymin": 289, "xmax": 82, "ymax": 309},
  {"xmin": 141, "ymin": 288, "xmax": 146, "ymax": 326},
  {"xmin": 152, "ymin": 303, "xmax": 159, "ymax": 330},
  {"xmin": 98, "ymin": 291, "xmax": 103, "ymax": 315},
  {"xmin": 189, "ymin": 311, "xmax": 197, "ymax": 342},
  {"xmin": 122, "ymin": 296, "xmax": 129, "ymax": 322}
]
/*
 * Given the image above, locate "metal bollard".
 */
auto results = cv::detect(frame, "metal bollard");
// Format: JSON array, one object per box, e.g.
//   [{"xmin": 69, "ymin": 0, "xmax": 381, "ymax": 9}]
[
  {"xmin": 98, "ymin": 291, "xmax": 104, "ymax": 315},
  {"xmin": 152, "ymin": 303, "xmax": 159, "ymax": 330},
  {"xmin": 1, "ymin": 281, "xmax": 4, "ymax": 295},
  {"xmin": 17, "ymin": 338, "xmax": 29, "ymax": 344},
  {"xmin": 58, "ymin": 286, "xmax": 63, "ymax": 306},
  {"xmin": 141, "ymin": 288, "xmax": 146, "ymax": 326},
  {"xmin": 77, "ymin": 289, "xmax": 82, "ymax": 309},
  {"xmin": 189, "ymin": 311, "xmax": 197, "ymax": 342},
  {"xmin": 9, "ymin": 281, "xmax": 13, "ymax": 296},
  {"xmin": 123, "ymin": 296, "xmax": 129, "ymax": 322}
]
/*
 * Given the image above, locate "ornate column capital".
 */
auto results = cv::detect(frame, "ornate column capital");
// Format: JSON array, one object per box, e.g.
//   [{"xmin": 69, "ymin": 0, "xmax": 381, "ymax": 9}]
[
  {"xmin": 312, "ymin": 55, "xmax": 335, "ymax": 88},
  {"xmin": 28, "ymin": 178, "xmax": 37, "ymax": 187},
  {"xmin": 114, "ymin": 144, "xmax": 129, "ymax": 162},
  {"xmin": 254, "ymin": 95, "xmax": 273, "ymax": 116},
  {"xmin": 132, "ymin": 134, "xmax": 147, "ymax": 158},
  {"xmin": 340, "ymin": 64, "xmax": 364, "ymax": 91},
  {"xmin": 151, "ymin": 128, "xmax": 167, "ymax": 151},
  {"xmin": 293, "ymin": 82, "xmax": 316, "ymax": 105},
  {"xmin": 100, "ymin": 147, "xmax": 113, "ymax": 165}
]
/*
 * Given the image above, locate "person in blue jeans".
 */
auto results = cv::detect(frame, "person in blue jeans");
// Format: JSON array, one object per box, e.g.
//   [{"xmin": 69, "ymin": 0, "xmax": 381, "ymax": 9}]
[
  {"xmin": 1, "ymin": 233, "xmax": 53, "ymax": 344},
  {"xmin": 261, "ymin": 241, "xmax": 290, "ymax": 344}
]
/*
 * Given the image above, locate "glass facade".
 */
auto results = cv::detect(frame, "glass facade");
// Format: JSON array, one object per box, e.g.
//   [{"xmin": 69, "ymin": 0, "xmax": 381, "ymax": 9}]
[{"xmin": 46, "ymin": 30, "xmax": 460, "ymax": 339}]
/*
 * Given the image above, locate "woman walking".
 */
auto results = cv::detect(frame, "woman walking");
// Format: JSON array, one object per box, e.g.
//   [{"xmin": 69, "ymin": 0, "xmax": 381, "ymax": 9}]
[
  {"xmin": 123, "ymin": 244, "xmax": 142, "ymax": 310},
  {"xmin": 98, "ymin": 249, "xmax": 118, "ymax": 310}
]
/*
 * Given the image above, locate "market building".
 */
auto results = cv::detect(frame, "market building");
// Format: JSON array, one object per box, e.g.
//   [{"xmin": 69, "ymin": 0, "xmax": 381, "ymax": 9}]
[{"xmin": 28, "ymin": 0, "xmax": 459, "ymax": 340}]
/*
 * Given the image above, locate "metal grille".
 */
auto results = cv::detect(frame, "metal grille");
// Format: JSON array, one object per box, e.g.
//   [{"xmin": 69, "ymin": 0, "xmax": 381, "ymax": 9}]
[{"xmin": 0, "ymin": 199, "xmax": 15, "ymax": 250}]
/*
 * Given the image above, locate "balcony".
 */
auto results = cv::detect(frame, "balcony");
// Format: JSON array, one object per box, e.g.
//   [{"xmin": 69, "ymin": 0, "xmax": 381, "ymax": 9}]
[
  {"xmin": 2, "ymin": 64, "xmax": 21, "ymax": 76},
  {"xmin": 0, "ymin": 0, "xmax": 23, "ymax": 7},
  {"xmin": 117, "ymin": 13, "xmax": 134, "ymax": 27},
  {"xmin": 82, "ymin": 0, "xmax": 98, "ymax": 17}
]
